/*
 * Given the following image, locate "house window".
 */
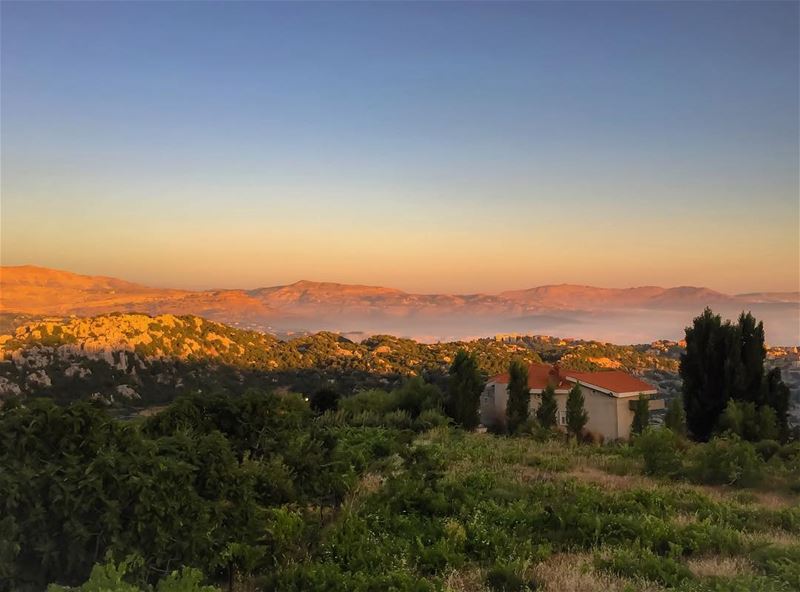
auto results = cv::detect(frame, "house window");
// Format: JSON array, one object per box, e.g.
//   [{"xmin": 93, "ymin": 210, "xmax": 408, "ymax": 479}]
[{"xmin": 558, "ymin": 410, "xmax": 567, "ymax": 426}]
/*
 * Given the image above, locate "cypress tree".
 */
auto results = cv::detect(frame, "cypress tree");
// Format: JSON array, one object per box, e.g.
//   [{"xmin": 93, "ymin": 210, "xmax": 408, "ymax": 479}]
[
  {"xmin": 566, "ymin": 381, "xmax": 588, "ymax": 439},
  {"xmin": 447, "ymin": 350, "xmax": 484, "ymax": 430},
  {"xmin": 506, "ymin": 360, "xmax": 530, "ymax": 434},
  {"xmin": 631, "ymin": 393, "xmax": 650, "ymax": 436},
  {"xmin": 536, "ymin": 384, "xmax": 558, "ymax": 429}
]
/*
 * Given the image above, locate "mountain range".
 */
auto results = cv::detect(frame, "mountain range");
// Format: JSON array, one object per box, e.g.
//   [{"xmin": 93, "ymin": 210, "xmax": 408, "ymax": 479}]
[{"xmin": 1, "ymin": 265, "xmax": 798, "ymax": 344}]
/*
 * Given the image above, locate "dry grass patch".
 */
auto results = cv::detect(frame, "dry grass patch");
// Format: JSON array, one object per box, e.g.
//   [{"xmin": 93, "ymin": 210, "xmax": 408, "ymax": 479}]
[
  {"xmin": 687, "ymin": 555, "xmax": 754, "ymax": 578},
  {"xmin": 443, "ymin": 566, "xmax": 486, "ymax": 592},
  {"xmin": 531, "ymin": 552, "xmax": 664, "ymax": 592},
  {"xmin": 567, "ymin": 465, "xmax": 657, "ymax": 492},
  {"xmin": 742, "ymin": 529, "xmax": 800, "ymax": 547}
]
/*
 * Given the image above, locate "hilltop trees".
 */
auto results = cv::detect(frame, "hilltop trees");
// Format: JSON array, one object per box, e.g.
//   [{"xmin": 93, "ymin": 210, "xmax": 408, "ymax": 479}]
[
  {"xmin": 536, "ymin": 384, "xmax": 558, "ymax": 429},
  {"xmin": 680, "ymin": 309, "xmax": 791, "ymax": 442},
  {"xmin": 447, "ymin": 350, "xmax": 484, "ymax": 429},
  {"xmin": 566, "ymin": 382, "xmax": 588, "ymax": 438},
  {"xmin": 505, "ymin": 360, "xmax": 529, "ymax": 433}
]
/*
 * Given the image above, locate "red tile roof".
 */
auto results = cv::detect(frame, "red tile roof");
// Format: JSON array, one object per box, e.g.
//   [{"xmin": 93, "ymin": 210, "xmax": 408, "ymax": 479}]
[
  {"xmin": 565, "ymin": 370, "xmax": 656, "ymax": 394},
  {"xmin": 489, "ymin": 363, "xmax": 655, "ymax": 396},
  {"xmin": 489, "ymin": 363, "xmax": 572, "ymax": 391}
]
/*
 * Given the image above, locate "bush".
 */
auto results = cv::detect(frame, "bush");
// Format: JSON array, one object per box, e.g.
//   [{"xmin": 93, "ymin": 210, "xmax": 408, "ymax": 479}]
[
  {"xmin": 414, "ymin": 409, "xmax": 450, "ymax": 431},
  {"xmin": 755, "ymin": 439, "xmax": 781, "ymax": 462},
  {"xmin": 688, "ymin": 434, "xmax": 763, "ymax": 487},
  {"xmin": 393, "ymin": 377, "xmax": 444, "ymax": 418},
  {"xmin": 595, "ymin": 546, "xmax": 692, "ymax": 587},
  {"xmin": 717, "ymin": 400, "xmax": 779, "ymax": 442},
  {"xmin": 635, "ymin": 427, "xmax": 684, "ymax": 477},
  {"xmin": 309, "ymin": 388, "xmax": 340, "ymax": 414},
  {"xmin": 484, "ymin": 563, "xmax": 529, "ymax": 592},
  {"xmin": 339, "ymin": 390, "xmax": 394, "ymax": 415},
  {"xmin": 579, "ymin": 429, "xmax": 604, "ymax": 446}
]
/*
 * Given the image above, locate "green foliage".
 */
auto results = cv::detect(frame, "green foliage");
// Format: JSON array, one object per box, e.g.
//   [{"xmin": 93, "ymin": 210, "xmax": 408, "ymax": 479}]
[
  {"xmin": 635, "ymin": 427, "xmax": 684, "ymax": 477},
  {"xmin": 485, "ymin": 563, "xmax": 530, "ymax": 591},
  {"xmin": 665, "ymin": 395, "xmax": 687, "ymax": 435},
  {"xmin": 680, "ymin": 309, "xmax": 790, "ymax": 442},
  {"xmin": 2, "ymin": 314, "xmax": 545, "ymax": 407},
  {"xmin": 505, "ymin": 361, "xmax": 529, "ymax": 434},
  {"xmin": 688, "ymin": 434, "xmax": 763, "ymax": 487},
  {"xmin": 535, "ymin": 384, "xmax": 557, "ymax": 429},
  {"xmin": 309, "ymin": 387, "xmax": 340, "ymax": 414},
  {"xmin": 718, "ymin": 400, "xmax": 778, "ymax": 442},
  {"xmin": 392, "ymin": 376, "xmax": 444, "ymax": 418},
  {"xmin": 447, "ymin": 350, "xmax": 484, "ymax": 430},
  {"xmin": 6, "ymin": 384, "xmax": 798, "ymax": 592},
  {"xmin": 0, "ymin": 392, "xmax": 351, "ymax": 589},
  {"xmin": 46, "ymin": 559, "xmax": 218, "ymax": 592},
  {"xmin": 631, "ymin": 393, "xmax": 650, "ymax": 436},
  {"xmin": 566, "ymin": 382, "xmax": 588, "ymax": 438},
  {"xmin": 749, "ymin": 545, "xmax": 800, "ymax": 591},
  {"xmin": 595, "ymin": 546, "xmax": 692, "ymax": 587},
  {"xmin": 763, "ymin": 368, "xmax": 791, "ymax": 442}
]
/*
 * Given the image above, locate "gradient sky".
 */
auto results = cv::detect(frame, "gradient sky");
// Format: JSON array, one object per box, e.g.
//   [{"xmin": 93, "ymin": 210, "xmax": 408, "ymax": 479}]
[{"xmin": 1, "ymin": 1, "xmax": 798, "ymax": 293}]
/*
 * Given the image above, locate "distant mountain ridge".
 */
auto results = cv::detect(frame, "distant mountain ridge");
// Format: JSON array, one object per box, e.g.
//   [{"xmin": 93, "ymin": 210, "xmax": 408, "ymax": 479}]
[{"xmin": 1, "ymin": 265, "xmax": 798, "ymax": 343}]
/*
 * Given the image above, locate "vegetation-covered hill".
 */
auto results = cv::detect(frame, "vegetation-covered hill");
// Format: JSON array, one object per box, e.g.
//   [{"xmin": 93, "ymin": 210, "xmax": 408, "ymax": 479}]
[{"xmin": 0, "ymin": 313, "xmax": 543, "ymax": 405}]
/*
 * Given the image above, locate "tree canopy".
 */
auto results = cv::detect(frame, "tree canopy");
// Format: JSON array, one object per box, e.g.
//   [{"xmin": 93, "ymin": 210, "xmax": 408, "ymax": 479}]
[{"xmin": 680, "ymin": 309, "xmax": 790, "ymax": 442}]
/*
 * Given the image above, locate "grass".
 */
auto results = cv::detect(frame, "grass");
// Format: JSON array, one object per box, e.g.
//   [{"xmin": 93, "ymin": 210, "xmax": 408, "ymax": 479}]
[{"xmin": 381, "ymin": 428, "xmax": 800, "ymax": 591}]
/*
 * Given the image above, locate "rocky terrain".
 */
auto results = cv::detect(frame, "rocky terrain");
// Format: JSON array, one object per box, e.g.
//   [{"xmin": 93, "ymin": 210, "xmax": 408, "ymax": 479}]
[
  {"xmin": 1, "ymin": 312, "xmax": 797, "ymax": 425},
  {"xmin": 0, "ymin": 313, "xmax": 544, "ymax": 405}
]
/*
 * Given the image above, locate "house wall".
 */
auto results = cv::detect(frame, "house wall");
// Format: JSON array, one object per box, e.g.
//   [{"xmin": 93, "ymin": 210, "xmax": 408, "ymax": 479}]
[
  {"xmin": 528, "ymin": 391, "xmax": 569, "ymax": 428},
  {"xmin": 480, "ymin": 382, "xmax": 507, "ymax": 427},
  {"xmin": 581, "ymin": 385, "xmax": 620, "ymax": 440},
  {"xmin": 616, "ymin": 396, "xmax": 636, "ymax": 440},
  {"xmin": 480, "ymin": 381, "xmax": 635, "ymax": 440}
]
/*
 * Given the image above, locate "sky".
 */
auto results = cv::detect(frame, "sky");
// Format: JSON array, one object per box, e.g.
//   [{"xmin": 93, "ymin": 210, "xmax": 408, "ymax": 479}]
[{"xmin": 1, "ymin": 1, "xmax": 798, "ymax": 294}]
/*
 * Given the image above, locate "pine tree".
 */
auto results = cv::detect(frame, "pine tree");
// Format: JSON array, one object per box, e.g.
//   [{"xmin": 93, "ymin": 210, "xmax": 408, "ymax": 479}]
[
  {"xmin": 631, "ymin": 393, "xmax": 650, "ymax": 436},
  {"xmin": 764, "ymin": 367, "xmax": 791, "ymax": 441},
  {"xmin": 536, "ymin": 384, "xmax": 558, "ymax": 429},
  {"xmin": 680, "ymin": 308, "xmax": 736, "ymax": 441},
  {"xmin": 447, "ymin": 350, "xmax": 484, "ymax": 430},
  {"xmin": 680, "ymin": 308, "xmax": 791, "ymax": 442},
  {"xmin": 566, "ymin": 382, "xmax": 588, "ymax": 439},
  {"xmin": 664, "ymin": 396, "xmax": 686, "ymax": 436},
  {"xmin": 736, "ymin": 312, "xmax": 766, "ymax": 404}
]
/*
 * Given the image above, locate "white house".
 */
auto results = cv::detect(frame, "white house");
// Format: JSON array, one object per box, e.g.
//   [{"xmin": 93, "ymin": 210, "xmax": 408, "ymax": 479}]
[{"xmin": 480, "ymin": 363, "xmax": 661, "ymax": 440}]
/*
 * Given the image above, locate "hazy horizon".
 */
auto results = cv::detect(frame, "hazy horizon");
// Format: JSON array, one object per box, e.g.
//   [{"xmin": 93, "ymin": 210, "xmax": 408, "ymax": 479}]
[
  {"xmin": 2, "ymin": 2, "xmax": 798, "ymax": 295},
  {"xmin": 4, "ymin": 262, "xmax": 800, "ymax": 297}
]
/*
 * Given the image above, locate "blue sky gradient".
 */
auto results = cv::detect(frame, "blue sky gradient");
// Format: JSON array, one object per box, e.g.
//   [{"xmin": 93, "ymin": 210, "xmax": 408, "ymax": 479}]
[{"xmin": 2, "ymin": 1, "xmax": 798, "ymax": 292}]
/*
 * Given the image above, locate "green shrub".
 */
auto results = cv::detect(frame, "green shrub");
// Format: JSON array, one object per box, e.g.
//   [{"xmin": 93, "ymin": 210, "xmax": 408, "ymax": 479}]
[
  {"xmin": 339, "ymin": 389, "xmax": 395, "ymax": 415},
  {"xmin": 749, "ymin": 545, "xmax": 800, "ymax": 590},
  {"xmin": 595, "ymin": 546, "xmax": 692, "ymax": 587},
  {"xmin": 635, "ymin": 427, "xmax": 684, "ymax": 477},
  {"xmin": 688, "ymin": 435, "xmax": 763, "ymax": 487},
  {"xmin": 717, "ymin": 401, "xmax": 779, "ymax": 442},
  {"xmin": 484, "ymin": 563, "xmax": 529, "ymax": 592},
  {"xmin": 755, "ymin": 440, "xmax": 781, "ymax": 462},
  {"xmin": 383, "ymin": 410, "xmax": 414, "ymax": 430},
  {"xmin": 414, "ymin": 409, "xmax": 450, "ymax": 431}
]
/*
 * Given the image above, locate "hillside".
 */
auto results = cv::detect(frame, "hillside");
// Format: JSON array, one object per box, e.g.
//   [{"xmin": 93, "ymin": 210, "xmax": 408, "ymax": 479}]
[
  {"xmin": 0, "ymin": 313, "xmax": 543, "ymax": 405},
  {"xmin": 3, "ymin": 266, "xmax": 798, "ymax": 344}
]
